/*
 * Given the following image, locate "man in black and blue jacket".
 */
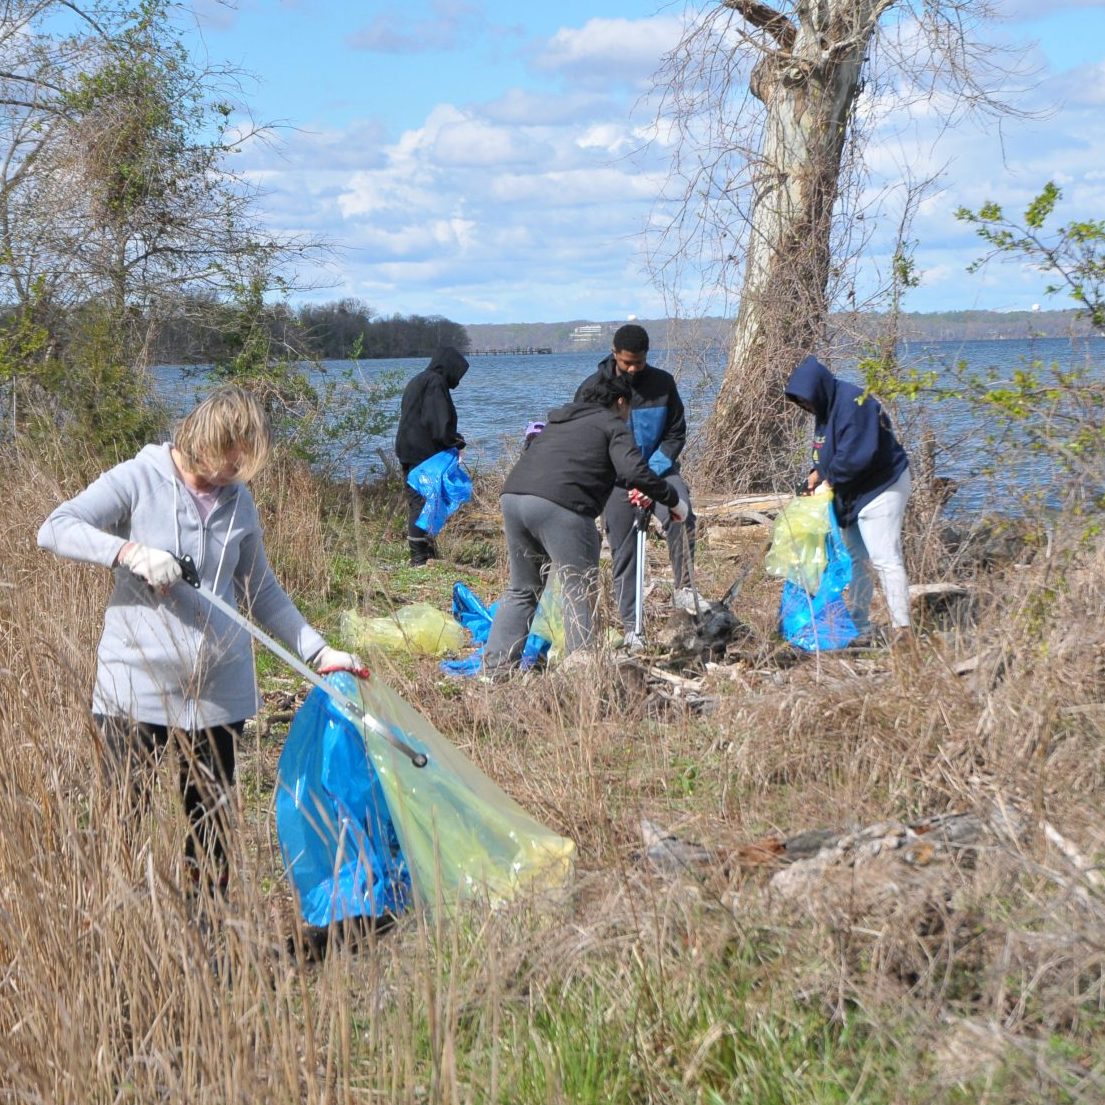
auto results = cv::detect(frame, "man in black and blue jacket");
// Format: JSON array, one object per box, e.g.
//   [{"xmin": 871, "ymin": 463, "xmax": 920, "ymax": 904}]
[{"xmin": 574, "ymin": 324, "xmax": 697, "ymax": 644}]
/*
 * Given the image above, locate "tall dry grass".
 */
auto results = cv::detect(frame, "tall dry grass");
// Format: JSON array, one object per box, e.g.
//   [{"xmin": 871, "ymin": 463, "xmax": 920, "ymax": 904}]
[{"xmin": 3, "ymin": 444, "xmax": 1105, "ymax": 1102}]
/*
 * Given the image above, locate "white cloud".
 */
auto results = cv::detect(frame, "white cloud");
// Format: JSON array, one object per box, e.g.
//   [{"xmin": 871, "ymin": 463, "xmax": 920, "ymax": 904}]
[
  {"xmin": 236, "ymin": 120, "xmax": 389, "ymax": 174},
  {"xmin": 432, "ymin": 119, "xmax": 553, "ymax": 167},
  {"xmin": 336, "ymin": 168, "xmax": 435, "ymax": 219},
  {"xmin": 490, "ymin": 167, "xmax": 662, "ymax": 206},
  {"xmin": 576, "ymin": 123, "xmax": 639, "ymax": 155},
  {"xmin": 348, "ymin": 218, "xmax": 477, "ymax": 260},
  {"xmin": 774, "ymin": 36, "xmax": 1105, "ymax": 318},
  {"xmin": 916, "ymin": 263, "xmax": 954, "ymax": 289},
  {"xmin": 229, "ymin": 5, "xmax": 1105, "ymax": 322},
  {"xmin": 534, "ymin": 16, "xmax": 686, "ymax": 86},
  {"xmin": 229, "ymin": 75, "xmax": 670, "ymax": 320},
  {"xmin": 481, "ymin": 88, "xmax": 613, "ymax": 127},
  {"xmin": 1046, "ymin": 60, "xmax": 1105, "ymax": 107}
]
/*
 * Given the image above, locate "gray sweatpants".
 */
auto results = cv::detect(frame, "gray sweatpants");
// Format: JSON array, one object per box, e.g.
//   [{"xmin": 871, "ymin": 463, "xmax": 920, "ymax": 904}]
[
  {"xmin": 603, "ymin": 474, "xmax": 696, "ymax": 632},
  {"xmin": 484, "ymin": 494, "xmax": 601, "ymax": 670}
]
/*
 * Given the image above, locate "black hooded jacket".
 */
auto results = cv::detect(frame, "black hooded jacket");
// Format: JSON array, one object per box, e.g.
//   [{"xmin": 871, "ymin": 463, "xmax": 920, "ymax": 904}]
[
  {"xmin": 394, "ymin": 346, "xmax": 469, "ymax": 467},
  {"xmin": 502, "ymin": 401, "xmax": 680, "ymax": 518}
]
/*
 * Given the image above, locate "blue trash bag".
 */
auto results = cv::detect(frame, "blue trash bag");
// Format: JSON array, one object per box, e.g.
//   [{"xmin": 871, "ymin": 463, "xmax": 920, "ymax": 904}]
[
  {"xmin": 451, "ymin": 581, "xmax": 495, "ymax": 642},
  {"xmin": 520, "ymin": 635, "xmax": 552, "ymax": 669},
  {"xmin": 440, "ymin": 582, "xmax": 551, "ymax": 676},
  {"xmin": 407, "ymin": 449, "xmax": 472, "ymax": 536},
  {"xmin": 440, "ymin": 583, "xmax": 494, "ymax": 677},
  {"xmin": 779, "ymin": 512, "xmax": 858, "ymax": 651},
  {"xmin": 276, "ymin": 672, "xmax": 411, "ymax": 927}
]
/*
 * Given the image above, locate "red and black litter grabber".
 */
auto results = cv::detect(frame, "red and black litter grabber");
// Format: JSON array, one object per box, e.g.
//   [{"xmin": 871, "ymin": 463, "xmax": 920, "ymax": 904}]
[{"xmin": 176, "ymin": 554, "xmax": 427, "ymax": 768}]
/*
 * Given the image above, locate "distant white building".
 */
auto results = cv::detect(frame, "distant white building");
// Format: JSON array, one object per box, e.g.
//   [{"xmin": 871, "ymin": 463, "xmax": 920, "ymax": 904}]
[{"xmin": 570, "ymin": 324, "xmax": 604, "ymax": 344}]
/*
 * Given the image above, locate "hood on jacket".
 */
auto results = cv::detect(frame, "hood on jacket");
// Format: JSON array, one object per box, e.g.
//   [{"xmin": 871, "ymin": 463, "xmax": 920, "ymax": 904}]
[
  {"xmin": 546, "ymin": 400, "xmax": 618, "ymax": 425},
  {"xmin": 428, "ymin": 346, "xmax": 470, "ymax": 389},
  {"xmin": 785, "ymin": 356, "xmax": 835, "ymax": 422}
]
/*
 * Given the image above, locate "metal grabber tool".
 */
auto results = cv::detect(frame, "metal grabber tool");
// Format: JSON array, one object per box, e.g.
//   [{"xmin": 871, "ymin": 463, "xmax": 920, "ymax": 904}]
[
  {"xmin": 633, "ymin": 504, "xmax": 653, "ymax": 640},
  {"xmin": 175, "ymin": 555, "xmax": 428, "ymax": 768}
]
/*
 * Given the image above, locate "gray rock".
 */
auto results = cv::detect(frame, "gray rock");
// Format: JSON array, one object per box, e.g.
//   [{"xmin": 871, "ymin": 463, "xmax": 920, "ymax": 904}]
[
  {"xmin": 639, "ymin": 817, "xmax": 716, "ymax": 875},
  {"xmin": 784, "ymin": 828, "xmax": 844, "ymax": 859}
]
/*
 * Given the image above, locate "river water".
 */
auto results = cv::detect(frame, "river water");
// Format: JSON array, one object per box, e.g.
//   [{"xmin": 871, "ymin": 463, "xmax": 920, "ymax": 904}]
[{"xmin": 152, "ymin": 335, "xmax": 1105, "ymax": 516}]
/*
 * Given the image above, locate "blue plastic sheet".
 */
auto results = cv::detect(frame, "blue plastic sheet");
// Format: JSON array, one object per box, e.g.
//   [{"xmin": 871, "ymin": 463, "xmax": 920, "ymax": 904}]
[
  {"xmin": 779, "ymin": 513, "xmax": 858, "ymax": 651},
  {"xmin": 451, "ymin": 582, "xmax": 496, "ymax": 641},
  {"xmin": 276, "ymin": 675, "xmax": 410, "ymax": 926},
  {"xmin": 440, "ymin": 581, "xmax": 551, "ymax": 677},
  {"xmin": 408, "ymin": 448, "xmax": 472, "ymax": 536}
]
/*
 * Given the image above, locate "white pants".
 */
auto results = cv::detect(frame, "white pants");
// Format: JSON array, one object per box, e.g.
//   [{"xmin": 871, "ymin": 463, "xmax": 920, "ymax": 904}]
[{"xmin": 841, "ymin": 468, "xmax": 911, "ymax": 633}]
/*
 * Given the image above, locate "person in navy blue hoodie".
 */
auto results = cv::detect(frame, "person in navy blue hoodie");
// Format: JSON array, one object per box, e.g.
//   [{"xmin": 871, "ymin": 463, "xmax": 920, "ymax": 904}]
[
  {"xmin": 574, "ymin": 324, "xmax": 698, "ymax": 645},
  {"xmin": 784, "ymin": 355, "xmax": 913, "ymax": 643}
]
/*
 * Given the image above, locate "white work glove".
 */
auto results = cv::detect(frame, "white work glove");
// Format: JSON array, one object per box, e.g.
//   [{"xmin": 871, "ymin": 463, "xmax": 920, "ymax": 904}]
[
  {"xmin": 314, "ymin": 646, "xmax": 366, "ymax": 674},
  {"xmin": 670, "ymin": 498, "xmax": 690, "ymax": 523},
  {"xmin": 120, "ymin": 543, "xmax": 183, "ymax": 590},
  {"xmin": 813, "ymin": 482, "xmax": 832, "ymax": 497}
]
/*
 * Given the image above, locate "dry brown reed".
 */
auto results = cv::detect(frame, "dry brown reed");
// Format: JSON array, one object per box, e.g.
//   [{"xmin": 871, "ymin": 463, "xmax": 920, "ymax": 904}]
[
  {"xmin": 253, "ymin": 456, "xmax": 331, "ymax": 602},
  {"xmin": 3, "ymin": 445, "xmax": 1105, "ymax": 1102}
]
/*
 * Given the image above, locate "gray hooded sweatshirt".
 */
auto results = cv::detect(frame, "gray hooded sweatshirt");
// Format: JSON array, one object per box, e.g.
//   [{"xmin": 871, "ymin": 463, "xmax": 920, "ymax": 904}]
[{"xmin": 38, "ymin": 443, "xmax": 325, "ymax": 730}]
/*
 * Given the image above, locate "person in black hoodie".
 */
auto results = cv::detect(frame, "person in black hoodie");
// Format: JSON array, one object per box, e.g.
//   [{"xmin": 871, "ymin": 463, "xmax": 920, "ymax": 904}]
[
  {"xmin": 394, "ymin": 346, "xmax": 470, "ymax": 565},
  {"xmin": 574, "ymin": 324, "xmax": 697, "ymax": 644},
  {"xmin": 483, "ymin": 375, "xmax": 689, "ymax": 674}
]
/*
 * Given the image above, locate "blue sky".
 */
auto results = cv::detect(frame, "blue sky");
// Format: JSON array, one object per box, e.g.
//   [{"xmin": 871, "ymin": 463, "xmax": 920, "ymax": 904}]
[{"xmin": 190, "ymin": 0, "xmax": 1105, "ymax": 323}]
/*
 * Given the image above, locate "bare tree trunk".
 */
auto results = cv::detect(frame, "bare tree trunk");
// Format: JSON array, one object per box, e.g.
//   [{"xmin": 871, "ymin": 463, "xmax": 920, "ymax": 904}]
[{"xmin": 705, "ymin": 0, "xmax": 894, "ymax": 490}]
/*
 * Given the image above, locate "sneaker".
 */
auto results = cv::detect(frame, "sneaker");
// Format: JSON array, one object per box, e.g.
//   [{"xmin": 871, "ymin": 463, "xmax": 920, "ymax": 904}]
[{"xmin": 672, "ymin": 587, "xmax": 706, "ymax": 613}]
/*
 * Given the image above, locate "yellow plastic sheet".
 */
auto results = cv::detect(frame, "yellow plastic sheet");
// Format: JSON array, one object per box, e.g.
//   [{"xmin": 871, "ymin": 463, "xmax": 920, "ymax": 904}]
[
  {"xmin": 341, "ymin": 603, "xmax": 467, "ymax": 657},
  {"xmin": 347, "ymin": 674, "xmax": 575, "ymax": 907},
  {"xmin": 763, "ymin": 493, "xmax": 833, "ymax": 593},
  {"xmin": 531, "ymin": 575, "xmax": 565, "ymax": 658}
]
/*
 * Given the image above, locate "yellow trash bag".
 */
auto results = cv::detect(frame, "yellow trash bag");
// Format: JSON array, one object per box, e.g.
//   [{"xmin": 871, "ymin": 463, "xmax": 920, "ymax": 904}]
[
  {"xmin": 349, "ymin": 673, "xmax": 575, "ymax": 906},
  {"xmin": 341, "ymin": 603, "xmax": 467, "ymax": 657},
  {"xmin": 531, "ymin": 575, "xmax": 565, "ymax": 658},
  {"xmin": 763, "ymin": 492, "xmax": 833, "ymax": 593}
]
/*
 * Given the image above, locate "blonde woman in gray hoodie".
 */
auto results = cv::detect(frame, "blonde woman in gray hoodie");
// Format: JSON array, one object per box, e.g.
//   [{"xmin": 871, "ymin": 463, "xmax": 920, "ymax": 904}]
[{"xmin": 38, "ymin": 386, "xmax": 360, "ymax": 895}]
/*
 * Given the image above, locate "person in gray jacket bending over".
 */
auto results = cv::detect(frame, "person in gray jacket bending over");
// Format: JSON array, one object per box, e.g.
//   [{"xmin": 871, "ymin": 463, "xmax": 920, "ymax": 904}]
[
  {"xmin": 574, "ymin": 324, "xmax": 698, "ymax": 648},
  {"xmin": 38, "ymin": 386, "xmax": 360, "ymax": 896},
  {"xmin": 483, "ymin": 375, "xmax": 688, "ymax": 676}
]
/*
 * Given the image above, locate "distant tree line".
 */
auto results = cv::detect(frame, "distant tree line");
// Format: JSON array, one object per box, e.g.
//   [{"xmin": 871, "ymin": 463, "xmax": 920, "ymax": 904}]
[
  {"xmin": 293, "ymin": 299, "xmax": 469, "ymax": 360},
  {"xmin": 148, "ymin": 297, "xmax": 468, "ymax": 364},
  {"xmin": 463, "ymin": 310, "xmax": 1098, "ymax": 358}
]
